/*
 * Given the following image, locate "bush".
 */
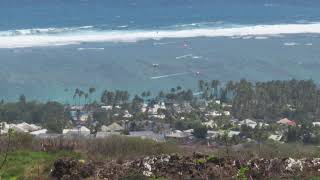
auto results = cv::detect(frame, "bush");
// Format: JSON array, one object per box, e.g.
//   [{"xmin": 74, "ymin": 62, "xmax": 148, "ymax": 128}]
[
  {"xmin": 193, "ymin": 124, "xmax": 208, "ymax": 139},
  {"xmin": 87, "ymin": 136, "xmax": 179, "ymax": 159}
]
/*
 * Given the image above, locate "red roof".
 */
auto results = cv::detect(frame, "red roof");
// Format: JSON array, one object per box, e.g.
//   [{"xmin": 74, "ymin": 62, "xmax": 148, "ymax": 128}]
[{"xmin": 287, "ymin": 120, "xmax": 296, "ymax": 126}]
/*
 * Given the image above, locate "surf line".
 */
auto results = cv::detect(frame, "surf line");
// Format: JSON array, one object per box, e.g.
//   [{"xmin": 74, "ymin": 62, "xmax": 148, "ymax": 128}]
[
  {"xmin": 175, "ymin": 54, "xmax": 193, "ymax": 59},
  {"xmin": 150, "ymin": 72, "xmax": 190, "ymax": 79}
]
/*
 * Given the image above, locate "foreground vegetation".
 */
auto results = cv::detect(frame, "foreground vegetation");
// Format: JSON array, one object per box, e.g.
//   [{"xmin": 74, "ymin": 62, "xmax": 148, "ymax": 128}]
[
  {"xmin": 0, "ymin": 150, "xmax": 80, "ymax": 180},
  {"xmin": 0, "ymin": 133, "xmax": 320, "ymax": 179},
  {"xmin": 0, "ymin": 133, "xmax": 179, "ymax": 179}
]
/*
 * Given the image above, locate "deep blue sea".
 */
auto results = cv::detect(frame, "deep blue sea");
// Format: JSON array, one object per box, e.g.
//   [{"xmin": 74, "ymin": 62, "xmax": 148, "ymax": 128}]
[{"xmin": 0, "ymin": 0, "xmax": 320, "ymax": 101}]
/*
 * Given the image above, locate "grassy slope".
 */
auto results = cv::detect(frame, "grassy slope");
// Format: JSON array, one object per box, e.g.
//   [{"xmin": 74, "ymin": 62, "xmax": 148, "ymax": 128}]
[{"xmin": 0, "ymin": 151, "xmax": 81, "ymax": 180}]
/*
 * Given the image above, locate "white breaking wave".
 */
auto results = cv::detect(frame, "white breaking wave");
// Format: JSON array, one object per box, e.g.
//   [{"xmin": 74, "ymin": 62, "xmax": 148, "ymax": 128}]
[
  {"xmin": 175, "ymin": 54, "xmax": 202, "ymax": 60},
  {"xmin": 255, "ymin": 36, "xmax": 269, "ymax": 40},
  {"xmin": 175, "ymin": 54, "xmax": 193, "ymax": 59},
  {"xmin": 153, "ymin": 42, "xmax": 177, "ymax": 46},
  {"xmin": 150, "ymin": 72, "xmax": 189, "ymax": 79},
  {"xmin": 77, "ymin": 47, "xmax": 105, "ymax": 51},
  {"xmin": 284, "ymin": 42, "xmax": 300, "ymax": 46},
  {"xmin": 1, "ymin": 23, "xmax": 320, "ymax": 48}
]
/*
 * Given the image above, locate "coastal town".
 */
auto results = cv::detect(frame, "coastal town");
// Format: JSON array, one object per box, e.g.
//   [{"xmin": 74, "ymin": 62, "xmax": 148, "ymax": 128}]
[
  {"xmin": 1, "ymin": 79, "xmax": 320, "ymax": 147},
  {"xmin": 1, "ymin": 79, "xmax": 320, "ymax": 179}
]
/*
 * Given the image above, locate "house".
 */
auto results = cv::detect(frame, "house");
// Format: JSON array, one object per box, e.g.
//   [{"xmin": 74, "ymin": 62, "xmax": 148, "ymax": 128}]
[
  {"xmin": 223, "ymin": 111, "xmax": 231, "ymax": 116},
  {"xmin": 277, "ymin": 118, "xmax": 296, "ymax": 126},
  {"xmin": 141, "ymin": 103, "xmax": 148, "ymax": 113},
  {"xmin": 0, "ymin": 122, "xmax": 10, "ymax": 134},
  {"xmin": 148, "ymin": 102, "xmax": 166, "ymax": 115},
  {"xmin": 101, "ymin": 122, "xmax": 124, "ymax": 132},
  {"xmin": 70, "ymin": 111, "xmax": 91, "ymax": 122},
  {"xmin": 165, "ymin": 130, "xmax": 190, "ymax": 139},
  {"xmin": 63, "ymin": 126, "xmax": 91, "ymax": 136},
  {"xmin": 149, "ymin": 114, "xmax": 166, "ymax": 119},
  {"xmin": 183, "ymin": 129, "xmax": 194, "ymax": 136},
  {"xmin": 228, "ymin": 130, "xmax": 241, "ymax": 137},
  {"xmin": 238, "ymin": 119, "xmax": 257, "ymax": 128},
  {"xmin": 312, "ymin": 122, "xmax": 320, "ymax": 127},
  {"xmin": 30, "ymin": 129, "xmax": 48, "ymax": 136},
  {"xmin": 129, "ymin": 131, "xmax": 165, "ymax": 142},
  {"xmin": 101, "ymin": 105, "xmax": 113, "ymax": 111},
  {"xmin": 96, "ymin": 131, "xmax": 121, "ymax": 138},
  {"xmin": 1, "ymin": 122, "xmax": 43, "ymax": 134},
  {"xmin": 258, "ymin": 122, "xmax": 269, "ymax": 127},
  {"xmin": 268, "ymin": 134, "xmax": 283, "ymax": 142},
  {"xmin": 208, "ymin": 130, "xmax": 240, "ymax": 139},
  {"xmin": 205, "ymin": 111, "xmax": 222, "ymax": 117},
  {"xmin": 14, "ymin": 122, "xmax": 42, "ymax": 132},
  {"xmin": 202, "ymin": 120, "xmax": 217, "ymax": 129},
  {"xmin": 70, "ymin": 105, "xmax": 84, "ymax": 111},
  {"xmin": 79, "ymin": 113, "xmax": 90, "ymax": 122},
  {"xmin": 123, "ymin": 110, "xmax": 133, "ymax": 118},
  {"xmin": 222, "ymin": 103, "xmax": 232, "ymax": 108}
]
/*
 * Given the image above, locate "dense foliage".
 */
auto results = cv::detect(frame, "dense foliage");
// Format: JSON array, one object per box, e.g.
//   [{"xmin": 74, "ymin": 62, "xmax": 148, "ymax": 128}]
[{"xmin": 0, "ymin": 96, "xmax": 70, "ymax": 133}]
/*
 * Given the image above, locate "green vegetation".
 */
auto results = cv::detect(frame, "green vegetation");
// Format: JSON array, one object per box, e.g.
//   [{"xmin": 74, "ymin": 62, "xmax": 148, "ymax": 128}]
[
  {"xmin": 237, "ymin": 167, "xmax": 249, "ymax": 180},
  {"xmin": 88, "ymin": 135, "xmax": 180, "ymax": 160},
  {"xmin": 0, "ymin": 133, "xmax": 180, "ymax": 179},
  {"xmin": 0, "ymin": 99, "xmax": 69, "ymax": 133},
  {"xmin": 192, "ymin": 124, "xmax": 208, "ymax": 139},
  {"xmin": 0, "ymin": 150, "xmax": 80, "ymax": 180}
]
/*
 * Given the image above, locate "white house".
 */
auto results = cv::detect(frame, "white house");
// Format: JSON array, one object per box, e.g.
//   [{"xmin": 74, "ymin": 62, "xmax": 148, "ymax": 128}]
[
  {"xmin": 148, "ymin": 102, "xmax": 166, "ymax": 115},
  {"xmin": 101, "ymin": 122, "xmax": 124, "ymax": 132},
  {"xmin": 101, "ymin": 105, "xmax": 113, "ymax": 111},
  {"xmin": 312, "ymin": 122, "xmax": 320, "ymax": 127},
  {"xmin": 63, "ymin": 126, "xmax": 90, "ymax": 136},
  {"xmin": 238, "ymin": 119, "xmax": 257, "ymax": 128},
  {"xmin": 183, "ymin": 129, "xmax": 194, "ymax": 136},
  {"xmin": 166, "ymin": 130, "xmax": 189, "ymax": 139},
  {"xmin": 202, "ymin": 120, "xmax": 217, "ymax": 129},
  {"xmin": 223, "ymin": 111, "xmax": 231, "ymax": 116},
  {"xmin": 268, "ymin": 134, "xmax": 283, "ymax": 142},
  {"xmin": 30, "ymin": 129, "xmax": 48, "ymax": 135},
  {"xmin": 123, "ymin": 110, "xmax": 133, "ymax": 118},
  {"xmin": 205, "ymin": 111, "xmax": 222, "ymax": 117}
]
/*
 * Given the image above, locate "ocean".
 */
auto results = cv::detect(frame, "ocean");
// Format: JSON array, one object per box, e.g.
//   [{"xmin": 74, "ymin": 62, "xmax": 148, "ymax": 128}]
[{"xmin": 0, "ymin": 0, "xmax": 320, "ymax": 101}]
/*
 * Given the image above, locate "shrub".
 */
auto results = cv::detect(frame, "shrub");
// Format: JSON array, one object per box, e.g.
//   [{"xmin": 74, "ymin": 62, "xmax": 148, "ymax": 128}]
[{"xmin": 87, "ymin": 136, "xmax": 179, "ymax": 159}]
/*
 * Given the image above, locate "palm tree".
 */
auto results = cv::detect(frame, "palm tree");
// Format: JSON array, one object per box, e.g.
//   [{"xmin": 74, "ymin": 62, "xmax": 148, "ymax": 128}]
[
  {"xmin": 89, "ymin": 87, "xmax": 96, "ymax": 104},
  {"xmin": 211, "ymin": 80, "xmax": 220, "ymax": 99},
  {"xmin": 198, "ymin": 80, "xmax": 205, "ymax": 92},
  {"xmin": 84, "ymin": 93, "xmax": 89, "ymax": 106},
  {"xmin": 79, "ymin": 90, "xmax": 84, "ymax": 106},
  {"xmin": 74, "ymin": 88, "xmax": 80, "ymax": 105}
]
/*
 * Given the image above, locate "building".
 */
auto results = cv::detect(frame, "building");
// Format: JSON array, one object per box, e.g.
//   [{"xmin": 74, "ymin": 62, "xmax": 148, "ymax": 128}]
[
  {"xmin": 1, "ymin": 122, "xmax": 45, "ymax": 135},
  {"xmin": 238, "ymin": 119, "xmax": 257, "ymax": 128},
  {"xmin": 30, "ymin": 129, "xmax": 48, "ymax": 135},
  {"xmin": 129, "ymin": 131, "xmax": 165, "ymax": 142},
  {"xmin": 312, "ymin": 122, "xmax": 320, "ymax": 127},
  {"xmin": 101, "ymin": 105, "xmax": 113, "ymax": 111},
  {"xmin": 165, "ymin": 130, "xmax": 190, "ymax": 139},
  {"xmin": 202, "ymin": 120, "xmax": 217, "ymax": 129},
  {"xmin": 63, "ymin": 126, "xmax": 91, "ymax": 136},
  {"xmin": 268, "ymin": 134, "xmax": 283, "ymax": 142},
  {"xmin": 277, "ymin": 118, "xmax": 296, "ymax": 126},
  {"xmin": 101, "ymin": 122, "xmax": 124, "ymax": 132}
]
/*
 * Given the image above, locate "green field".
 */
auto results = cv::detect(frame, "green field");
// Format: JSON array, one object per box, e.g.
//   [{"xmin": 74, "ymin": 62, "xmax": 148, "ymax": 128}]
[{"xmin": 0, "ymin": 151, "xmax": 80, "ymax": 180}]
